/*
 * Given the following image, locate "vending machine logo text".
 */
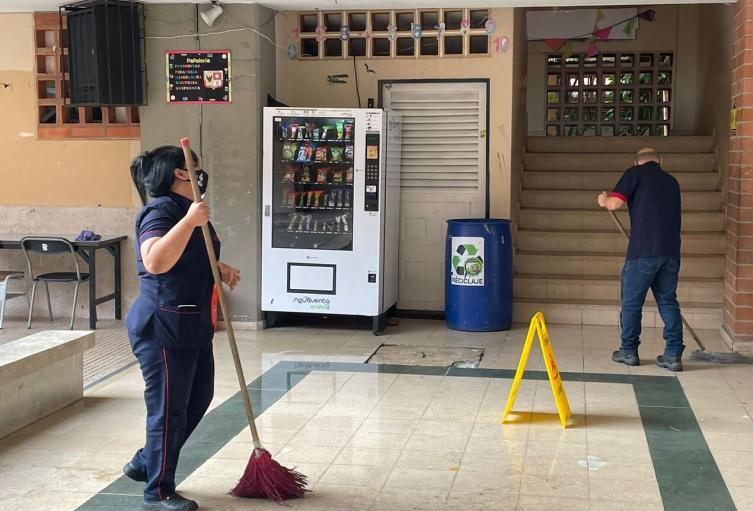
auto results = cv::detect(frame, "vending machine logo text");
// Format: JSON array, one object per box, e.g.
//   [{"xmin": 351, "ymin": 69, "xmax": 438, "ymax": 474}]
[
  {"xmin": 293, "ymin": 296, "xmax": 331, "ymax": 310},
  {"xmin": 450, "ymin": 237, "xmax": 485, "ymax": 287}
]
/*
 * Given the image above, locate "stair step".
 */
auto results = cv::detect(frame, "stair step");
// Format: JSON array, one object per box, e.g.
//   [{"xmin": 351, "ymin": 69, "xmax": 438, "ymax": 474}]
[
  {"xmin": 519, "ymin": 189, "xmax": 722, "ymax": 211},
  {"xmin": 524, "ymin": 152, "xmax": 715, "ymax": 172},
  {"xmin": 514, "ymin": 274, "xmax": 723, "ymax": 304},
  {"xmin": 513, "ymin": 299, "xmax": 722, "ymax": 328},
  {"xmin": 515, "ymin": 252, "xmax": 725, "ymax": 278},
  {"xmin": 518, "ymin": 209, "xmax": 725, "ymax": 232},
  {"xmin": 515, "ymin": 230, "xmax": 725, "ymax": 255},
  {"xmin": 522, "ymin": 171, "xmax": 718, "ymax": 191},
  {"xmin": 527, "ymin": 136, "xmax": 714, "ymax": 154}
]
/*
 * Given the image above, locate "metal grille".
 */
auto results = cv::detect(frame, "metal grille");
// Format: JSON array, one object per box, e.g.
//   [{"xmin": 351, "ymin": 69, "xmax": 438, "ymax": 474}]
[{"xmin": 545, "ymin": 51, "xmax": 674, "ymax": 137}]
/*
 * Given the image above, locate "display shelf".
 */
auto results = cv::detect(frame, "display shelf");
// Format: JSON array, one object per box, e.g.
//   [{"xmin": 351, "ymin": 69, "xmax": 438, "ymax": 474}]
[
  {"xmin": 279, "ymin": 160, "xmax": 354, "ymax": 165},
  {"xmin": 276, "ymin": 229, "xmax": 351, "ymax": 235},
  {"xmin": 277, "ymin": 138, "xmax": 354, "ymax": 143},
  {"xmin": 280, "ymin": 181, "xmax": 354, "ymax": 185},
  {"xmin": 278, "ymin": 205, "xmax": 351, "ymax": 211}
]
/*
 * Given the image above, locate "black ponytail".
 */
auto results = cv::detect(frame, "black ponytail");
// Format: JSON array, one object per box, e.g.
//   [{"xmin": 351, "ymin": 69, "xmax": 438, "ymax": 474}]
[
  {"xmin": 129, "ymin": 145, "xmax": 198, "ymax": 206},
  {"xmin": 130, "ymin": 150, "xmax": 151, "ymax": 205}
]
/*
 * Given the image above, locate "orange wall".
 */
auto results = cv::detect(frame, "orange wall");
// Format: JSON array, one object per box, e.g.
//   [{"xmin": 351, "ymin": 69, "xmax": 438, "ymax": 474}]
[{"xmin": 0, "ymin": 13, "xmax": 139, "ymax": 208}]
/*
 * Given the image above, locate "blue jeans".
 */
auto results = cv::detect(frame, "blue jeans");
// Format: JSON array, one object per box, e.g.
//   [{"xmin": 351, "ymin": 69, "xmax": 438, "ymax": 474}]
[{"xmin": 620, "ymin": 256, "xmax": 685, "ymax": 357}]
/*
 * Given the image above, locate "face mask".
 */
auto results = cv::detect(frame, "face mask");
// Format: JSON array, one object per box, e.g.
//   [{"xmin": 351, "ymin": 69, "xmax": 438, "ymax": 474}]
[
  {"xmin": 195, "ymin": 169, "xmax": 209, "ymax": 196},
  {"xmin": 178, "ymin": 169, "xmax": 209, "ymax": 196}
]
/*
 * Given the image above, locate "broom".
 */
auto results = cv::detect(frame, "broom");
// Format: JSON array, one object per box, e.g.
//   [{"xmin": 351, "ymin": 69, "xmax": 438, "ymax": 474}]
[
  {"xmin": 607, "ymin": 208, "xmax": 753, "ymax": 364},
  {"xmin": 179, "ymin": 138, "xmax": 308, "ymax": 501}
]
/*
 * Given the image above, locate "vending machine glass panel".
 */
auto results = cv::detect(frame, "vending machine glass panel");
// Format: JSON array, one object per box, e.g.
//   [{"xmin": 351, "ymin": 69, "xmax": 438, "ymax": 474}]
[{"xmin": 272, "ymin": 116, "xmax": 355, "ymax": 250}]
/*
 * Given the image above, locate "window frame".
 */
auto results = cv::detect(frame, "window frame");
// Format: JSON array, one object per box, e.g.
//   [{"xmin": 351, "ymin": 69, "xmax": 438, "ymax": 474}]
[
  {"xmin": 545, "ymin": 51, "xmax": 674, "ymax": 137},
  {"xmin": 297, "ymin": 8, "xmax": 491, "ymax": 61}
]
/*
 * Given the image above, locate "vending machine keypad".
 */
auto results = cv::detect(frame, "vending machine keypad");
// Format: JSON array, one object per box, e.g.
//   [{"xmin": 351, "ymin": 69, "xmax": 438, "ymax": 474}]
[{"xmin": 365, "ymin": 133, "xmax": 380, "ymax": 211}]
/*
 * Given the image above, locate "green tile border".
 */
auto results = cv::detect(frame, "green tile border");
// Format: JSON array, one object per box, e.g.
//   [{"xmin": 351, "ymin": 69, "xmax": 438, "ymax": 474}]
[{"xmin": 75, "ymin": 361, "xmax": 736, "ymax": 511}]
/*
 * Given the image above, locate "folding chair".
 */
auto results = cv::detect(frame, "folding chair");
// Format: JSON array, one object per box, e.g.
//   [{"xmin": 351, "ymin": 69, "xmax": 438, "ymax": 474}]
[
  {"xmin": 21, "ymin": 237, "xmax": 90, "ymax": 330},
  {"xmin": 0, "ymin": 271, "xmax": 29, "ymax": 329}
]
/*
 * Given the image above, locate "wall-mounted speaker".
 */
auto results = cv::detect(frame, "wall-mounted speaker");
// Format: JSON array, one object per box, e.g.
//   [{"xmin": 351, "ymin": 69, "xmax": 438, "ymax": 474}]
[{"xmin": 63, "ymin": 0, "xmax": 143, "ymax": 106}]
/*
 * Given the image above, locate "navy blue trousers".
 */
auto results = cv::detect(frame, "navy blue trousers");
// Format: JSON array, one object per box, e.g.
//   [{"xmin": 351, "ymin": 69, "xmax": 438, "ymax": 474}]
[{"xmin": 129, "ymin": 339, "xmax": 214, "ymax": 501}]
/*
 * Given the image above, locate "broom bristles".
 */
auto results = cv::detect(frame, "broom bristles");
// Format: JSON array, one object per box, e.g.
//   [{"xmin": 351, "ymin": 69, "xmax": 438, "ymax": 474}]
[{"xmin": 230, "ymin": 448, "xmax": 308, "ymax": 503}]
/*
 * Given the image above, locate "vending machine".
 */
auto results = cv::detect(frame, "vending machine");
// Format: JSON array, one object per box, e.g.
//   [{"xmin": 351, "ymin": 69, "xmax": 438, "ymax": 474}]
[{"xmin": 261, "ymin": 107, "xmax": 402, "ymax": 334}]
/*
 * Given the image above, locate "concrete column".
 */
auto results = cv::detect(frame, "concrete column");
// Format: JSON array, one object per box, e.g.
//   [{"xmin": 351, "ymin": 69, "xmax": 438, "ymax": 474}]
[
  {"xmin": 139, "ymin": 3, "xmax": 275, "ymax": 326},
  {"xmin": 724, "ymin": 0, "xmax": 753, "ymax": 351}
]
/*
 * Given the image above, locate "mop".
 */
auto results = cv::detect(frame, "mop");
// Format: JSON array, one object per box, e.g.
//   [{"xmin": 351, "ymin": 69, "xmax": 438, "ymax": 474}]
[
  {"xmin": 607, "ymin": 209, "xmax": 753, "ymax": 364},
  {"xmin": 179, "ymin": 138, "xmax": 308, "ymax": 501}
]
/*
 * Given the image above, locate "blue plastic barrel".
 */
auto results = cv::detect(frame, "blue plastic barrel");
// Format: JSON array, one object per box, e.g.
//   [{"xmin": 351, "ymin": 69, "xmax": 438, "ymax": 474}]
[{"xmin": 445, "ymin": 219, "xmax": 512, "ymax": 331}]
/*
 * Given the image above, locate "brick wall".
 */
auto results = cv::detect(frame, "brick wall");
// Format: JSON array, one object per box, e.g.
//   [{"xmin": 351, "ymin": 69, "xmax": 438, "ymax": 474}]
[{"xmin": 725, "ymin": 0, "xmax": 753, "ymax": 349}]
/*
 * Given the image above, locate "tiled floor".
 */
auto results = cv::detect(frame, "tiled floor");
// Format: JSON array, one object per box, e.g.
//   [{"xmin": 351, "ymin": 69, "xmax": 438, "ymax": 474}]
[{"xmin": 0, "ymin": 318, "xmax": 752, "ymax": 511}]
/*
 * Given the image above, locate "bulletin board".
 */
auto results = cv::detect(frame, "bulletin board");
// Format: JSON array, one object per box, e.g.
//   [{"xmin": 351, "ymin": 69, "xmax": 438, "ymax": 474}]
[{"xmin": 166, "ymin": 50, "xmax": 231, "ymax": 104}]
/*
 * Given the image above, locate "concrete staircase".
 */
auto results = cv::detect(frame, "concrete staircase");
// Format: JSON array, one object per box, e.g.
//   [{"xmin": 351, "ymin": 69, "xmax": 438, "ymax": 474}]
[{"xmin": 514, "ymin": 136, "xmax": 724, "ymax": 329}]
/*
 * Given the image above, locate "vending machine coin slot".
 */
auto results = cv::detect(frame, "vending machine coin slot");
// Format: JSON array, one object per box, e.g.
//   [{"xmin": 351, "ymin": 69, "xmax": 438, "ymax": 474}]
[{"xmin": 365, "ymin": 133, "xmax": 380, "ymax": 212}]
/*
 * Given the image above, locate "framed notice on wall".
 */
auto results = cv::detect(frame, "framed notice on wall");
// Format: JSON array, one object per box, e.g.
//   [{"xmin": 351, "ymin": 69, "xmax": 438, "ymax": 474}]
[{"xmin": 166, "ymin": 50, "xmax": 231, "ymax": 104}]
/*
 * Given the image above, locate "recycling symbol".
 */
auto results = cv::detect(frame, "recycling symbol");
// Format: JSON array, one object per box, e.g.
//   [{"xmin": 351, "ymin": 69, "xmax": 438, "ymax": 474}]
[{"xmin": 452, "ymin": 243, "xmax": 483, "ymax": 277}]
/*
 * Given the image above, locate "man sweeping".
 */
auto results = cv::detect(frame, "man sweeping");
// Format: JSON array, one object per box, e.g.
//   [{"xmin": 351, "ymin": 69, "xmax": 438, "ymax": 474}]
[{"xmin": 597, "ymin": 147, "xmax": 685, "ymax": 372}]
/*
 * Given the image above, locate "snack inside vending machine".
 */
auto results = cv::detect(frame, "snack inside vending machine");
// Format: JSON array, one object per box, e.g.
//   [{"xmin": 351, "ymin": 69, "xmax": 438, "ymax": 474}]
[{"xmin": 261, "ymin": 107, "xmax": 402, "ymax": 334}]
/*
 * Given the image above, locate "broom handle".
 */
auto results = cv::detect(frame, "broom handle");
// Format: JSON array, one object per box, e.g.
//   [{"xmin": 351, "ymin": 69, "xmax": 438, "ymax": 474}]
[
  {"xmin": 606, "ymin": 208, "xmax": 706, "ymax": 351},
  {"xmin": 180, "ymin": 138, "xmax": 262, "ymax": 446}
]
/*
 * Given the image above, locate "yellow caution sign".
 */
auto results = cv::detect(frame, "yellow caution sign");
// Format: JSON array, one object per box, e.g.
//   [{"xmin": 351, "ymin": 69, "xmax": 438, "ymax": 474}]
[{"xmin": 501, "ymin": 312, "xmax": 572, "ymax": 428}]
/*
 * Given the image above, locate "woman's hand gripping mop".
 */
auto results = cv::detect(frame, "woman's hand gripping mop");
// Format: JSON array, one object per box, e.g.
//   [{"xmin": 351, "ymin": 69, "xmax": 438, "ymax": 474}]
[{"xmin": 179, "ymin": 138, "xmax": 308, "ymax": 502}]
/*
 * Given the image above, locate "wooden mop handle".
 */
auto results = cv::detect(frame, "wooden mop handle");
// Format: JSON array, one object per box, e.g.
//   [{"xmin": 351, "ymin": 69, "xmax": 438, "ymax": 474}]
[
  {"xmin": 180, "ymin": 138, "xmax": 262, "ymax": 446},
  {"xmin": 607, "ymin": 209, "xmax": 629, "ymax": 240}
]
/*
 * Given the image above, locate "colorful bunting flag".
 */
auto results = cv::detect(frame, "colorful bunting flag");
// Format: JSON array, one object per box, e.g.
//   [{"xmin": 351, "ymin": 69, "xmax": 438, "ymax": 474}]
[
  {"xmin": 594, "ymin": 26, "xmax": 612, "ymax": 41},
  {"xmin": 638, "ymin": 9, "xmax": 656, "ymax": 22},
  {"xmin": 562, "ymin": 41, "xmax": 573, "ymax": 59},
  {"xmin": 545, "ymin": 38, "xmax": 567, "ymax": 51},
  {"xmin": 539, "ymin": 9, "xmax": 655, "ymax": 55},
  {"xmin": 623, "ymin": 18, "xmax": 636, "ymax": 37}
]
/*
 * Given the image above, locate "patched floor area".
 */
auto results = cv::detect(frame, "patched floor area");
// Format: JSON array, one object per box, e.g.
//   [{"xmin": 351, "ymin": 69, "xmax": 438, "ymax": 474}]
[
  {"xmin": 0, "ymin": 319, "xmax": 751, "ymax": 511},
  {"xmin": 367, "ymin": 343, "xmax": 485, "ymax": 367}
]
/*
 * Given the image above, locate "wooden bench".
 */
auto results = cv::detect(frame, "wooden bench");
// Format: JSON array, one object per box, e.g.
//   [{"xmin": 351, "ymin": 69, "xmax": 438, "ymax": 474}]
[{"xmin": 0, "ymin": 330, "xmax": 94, "ymax": 439}]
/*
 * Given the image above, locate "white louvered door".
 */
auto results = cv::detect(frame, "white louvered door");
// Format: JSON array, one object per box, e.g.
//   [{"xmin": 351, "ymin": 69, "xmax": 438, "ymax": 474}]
[{"xmin": 382, "ymin": 81, "xmax": 487, "ymax": 311}]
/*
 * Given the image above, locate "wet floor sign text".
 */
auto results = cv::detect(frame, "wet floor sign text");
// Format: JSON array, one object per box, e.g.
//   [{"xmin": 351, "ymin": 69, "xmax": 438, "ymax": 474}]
[{"xmin": 502, "ymin": 312, "xmax": 572, "ymax": 428}]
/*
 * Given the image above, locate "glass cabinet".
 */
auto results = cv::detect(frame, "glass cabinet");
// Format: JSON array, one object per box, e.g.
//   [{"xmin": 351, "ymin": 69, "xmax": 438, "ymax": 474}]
[{"xmin": 272, "ymin": 116, "xmax": 355, "ymax": 250}]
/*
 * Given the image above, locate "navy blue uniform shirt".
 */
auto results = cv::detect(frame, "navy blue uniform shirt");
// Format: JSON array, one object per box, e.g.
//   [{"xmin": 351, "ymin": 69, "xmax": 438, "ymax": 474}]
[
  {"xmin": 611, "ymin": 161, "xmax": 681, "ymax": 261},
  {"xmin": 126, "ymin": 192, "xmax": 220, "ymax": 350}
]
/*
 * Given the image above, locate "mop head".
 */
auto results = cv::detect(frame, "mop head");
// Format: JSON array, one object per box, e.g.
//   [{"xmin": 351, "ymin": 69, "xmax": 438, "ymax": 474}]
[
  {"xmin": 689, "ymin": 349, "xmax": 753, "ymax": 364},
  {"xmin": 230, "ymin": 448, "xmax": 308, "ymax": 503}
]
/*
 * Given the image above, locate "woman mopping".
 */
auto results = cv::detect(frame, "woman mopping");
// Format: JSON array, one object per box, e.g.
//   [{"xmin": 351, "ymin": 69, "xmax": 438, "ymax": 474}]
[{"xmin": 124, "ymin": 146, "xmax": 241, "ymax": 511}]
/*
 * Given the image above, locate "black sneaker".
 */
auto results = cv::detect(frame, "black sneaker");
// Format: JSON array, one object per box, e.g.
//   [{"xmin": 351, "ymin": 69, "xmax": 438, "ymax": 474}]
[
  {"xmin": 143, "ymin": 493, "xmax": 198, "ymax": 511},
  {"xmin": 123, "ymin": 461, "xmax": 148, "ymax": 483},
  {"xmin": 656, "ymin": 355, "xmax": 683, "ymax": 372},
  {"xmin": 612, "ymin": 350, "xmax": 640, "ymax": 366}
]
